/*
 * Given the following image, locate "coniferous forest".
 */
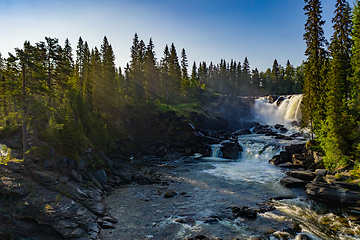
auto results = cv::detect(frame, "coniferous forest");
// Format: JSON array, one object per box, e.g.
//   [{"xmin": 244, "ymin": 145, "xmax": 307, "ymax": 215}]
[
  {"xmin": 1, "ymin": 0, "xmax": 360, "ymax": 173},
  {"xmin": 302, "ymin": 0, "xmax": 360, "ymax": 172},
  {"xmin": 0, "ymin": 33, "xmax": 303, "ymax": 167}
]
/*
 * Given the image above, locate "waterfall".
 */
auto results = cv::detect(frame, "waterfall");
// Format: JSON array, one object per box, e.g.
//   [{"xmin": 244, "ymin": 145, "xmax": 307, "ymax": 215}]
[
  {"xmin": 210, "ymin": 144, "xmax": 222, "ymax": 158},
  {"xmin": 253, "ymin": 95, "xmax": 303, "ymax": 127}
]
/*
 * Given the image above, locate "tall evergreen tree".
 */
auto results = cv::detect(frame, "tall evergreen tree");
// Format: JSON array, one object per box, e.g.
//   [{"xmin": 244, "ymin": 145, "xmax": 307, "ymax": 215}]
[
  {"xmin": 350, "ymin": 0, "xmax": 360, "ymax": 161},
  {"xmin": 160, "ymin": 45, "xmax": 170, "ymax": 107},
  {"xmin": 144, "ymin": 38, "xmax": 159, "ymax": 101},
  {"xmin": 242, "ymin": 57, "xmax": 251, "ymax": 94},
  {"xmin": 168, "ymin": 43, "xmax": 182, "ymax": 102},
  {"xmin": 320, "ymin": 0, "xmax": 352, "ymax": 168},
  {"xmin": 303, "ymin": 0, "xmax": 328, "ymax": 139},
  {"xmin": 181, "ymin": 48, "xmax": 189, "ymax": 88}
]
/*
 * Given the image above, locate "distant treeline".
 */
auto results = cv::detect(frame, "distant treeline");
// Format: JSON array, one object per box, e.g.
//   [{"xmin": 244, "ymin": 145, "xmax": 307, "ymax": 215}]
[{"xmin": 123, "ymin": 33, "xmax": 303, "ymax": 103}]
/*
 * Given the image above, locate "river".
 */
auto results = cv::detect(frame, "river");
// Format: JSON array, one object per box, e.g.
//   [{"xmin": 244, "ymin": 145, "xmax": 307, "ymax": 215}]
[{"xmin": 100, "ymin": 95, "xmax": 360, "ymax": 240}]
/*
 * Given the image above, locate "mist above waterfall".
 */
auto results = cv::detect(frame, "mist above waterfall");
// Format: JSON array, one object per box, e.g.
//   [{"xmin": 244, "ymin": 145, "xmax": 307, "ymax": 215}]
[{"xmin": 252, "ymin": 95, "xmax": 303, "ymax": 127}]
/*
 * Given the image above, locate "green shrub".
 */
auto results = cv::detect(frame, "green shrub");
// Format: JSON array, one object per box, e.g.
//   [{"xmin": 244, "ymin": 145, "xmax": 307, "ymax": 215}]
[{"xmin": 0, "ymin": 145, "xmax": 11, "ymax": 164}]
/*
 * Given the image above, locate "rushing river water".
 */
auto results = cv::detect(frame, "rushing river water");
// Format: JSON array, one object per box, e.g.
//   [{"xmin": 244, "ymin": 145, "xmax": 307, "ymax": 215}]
[{"xmin": 101, "ymin": 95, "xmax": 360, "ymax": 240}]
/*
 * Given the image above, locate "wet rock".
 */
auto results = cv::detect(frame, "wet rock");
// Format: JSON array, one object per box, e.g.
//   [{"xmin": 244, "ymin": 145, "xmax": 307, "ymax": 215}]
[
  {"xmin": 175, "ymin": 217, "xmax": 196, "ymax": 225},
  {"xmin": 203, "ymin": 217, "xmax": 219, "ymax": 224},
  {"xmin": 269, "ymin": 153, "xmax": 291, "ymax": 165},
  {"xmin": 233, "ymin": 129, "xmax": 252, "ymax": 136},
  {"xmin": 295, "ymin": 233, "xmax": 311, "ymax": 240},
  {"xmin": 280, "ymin": 176, "xmax": 306, "ymax": 188},
  {"xmin": 220, "ymin": 141, "xmax": 243, "ymax": 160},
  {"xmin": 273, "ymin": 231, "xmax": 292, "ymax": 240},
  {"xmin": 253, "ymin": 124, "xmax": 274, "ymax": 135},
  {"xmin": 164, "ymin": 190, "xmax": 177, "ymax": 198},
  {"xmin": 285, "ymin": 170, "xmax": 316, "ymax": 181},
  {"xmin": 274, "ymin": 124, "xmax": 285, "ymax": 129},
  {"xmin": 231, "ymin": 206, "xmax": 257, "ymax": 219},
  {"xmin": 268, "ymin": 95, "xmax": 279, "ymax": 103},
  {"xmin": 276, "ymin": 96, "xmax": 286, "ymax": 106},
  {"xmin": 71, "ymin": 169, "xmax": 83, "ymax": 183},
  {"xmin": 279, "ymin": 127, "xmax": 288, "ymax": 133}
]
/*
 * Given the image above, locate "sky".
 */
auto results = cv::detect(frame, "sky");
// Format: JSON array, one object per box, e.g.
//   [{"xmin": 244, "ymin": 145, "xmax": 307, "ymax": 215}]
[{"xmin": 0, "ymin": 0, "xmax": 345, "ymax": 72}]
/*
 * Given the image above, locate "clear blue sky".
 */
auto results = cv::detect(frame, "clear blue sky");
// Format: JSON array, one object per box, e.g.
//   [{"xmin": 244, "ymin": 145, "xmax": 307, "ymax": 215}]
[{"xmin": 0, "ymin": 0, "xmax": 344, "ymax": 72}]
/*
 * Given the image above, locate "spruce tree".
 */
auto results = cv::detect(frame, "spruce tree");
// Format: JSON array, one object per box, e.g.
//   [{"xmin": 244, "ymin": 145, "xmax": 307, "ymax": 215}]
[
  {"xmin": 181, "ymin": 48, "xmax": 189, "ymax": 88},
  {"xmin": 350, "ymin": 0, "xmax": 360, "ymax": 161},
  {"xmin": 169, "ymin": 43, "xmax": 181, "ymax": 103},
  {"xmin": 303, "ymin": 0, "xmax": 328, "ymax": 139},
  {"xmin": 320, "ymin": 0, "xmax": 352, "ymax": 169},
  {"xmin": 144, "ymin": 38, "xmax": 159, "ymax": 101},
  {"xmin": 242, "ymin": 57, "xmax": 251, "ymax": 94}
]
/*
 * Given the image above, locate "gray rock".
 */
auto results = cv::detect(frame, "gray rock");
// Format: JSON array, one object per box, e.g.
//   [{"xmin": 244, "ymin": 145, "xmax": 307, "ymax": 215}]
[
  {"xmin": 286, "ymin": 170, "xmax": 316, "ymax": 181},
  {"xmin": 94, "ymin": 169, "xmax": 107, "ymax": 185},
  {"xmin": 32, "ymin": 170, "xmax": 58, "ymax": 186},
  {"xmin": 88, "ymin": 223, "xmax": 100, "ymax": 240},
  {"xmin": 87, "ymin": 172, "xmax": 103, "ymax": 190},
  {"xmin": 103, "ymin": 215, "xmax": 118, "ymax": 223},
  {"xmin": 306, "ymin": 181, "xmax": 360, "ymax": 206},
  {"xmin": 315, "ymin": 169, "xmax": 327, "ymax": 176},
  {"xmin": 101, "ymin": 220, "xmax": 116, "ymax": 229},
  {"xmin": 220, "ymin": 141, "xmax": 243, "ymax": 160},
  {"xmin": 71, "ymin": 169, "xmax": 83, "ymax": 183},
  {"xmin": 280, "ymin": 176, "xmax": 306, "ymax": 188}
]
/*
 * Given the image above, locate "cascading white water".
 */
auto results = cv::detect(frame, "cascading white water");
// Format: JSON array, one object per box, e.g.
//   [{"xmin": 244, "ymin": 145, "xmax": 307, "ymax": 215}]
[
  {"xmin": 253, "ymin": 94, "xmax": 303, "ymax": 127},
  {"xmin": 203, "ymin": 138, "xmax": 294, "ymax": 196}
]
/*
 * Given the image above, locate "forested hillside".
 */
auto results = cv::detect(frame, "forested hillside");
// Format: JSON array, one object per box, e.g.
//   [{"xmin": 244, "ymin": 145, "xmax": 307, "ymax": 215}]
[{"xmin": 0, "ymin": 34, "xmax": 303, "ymax": 166}]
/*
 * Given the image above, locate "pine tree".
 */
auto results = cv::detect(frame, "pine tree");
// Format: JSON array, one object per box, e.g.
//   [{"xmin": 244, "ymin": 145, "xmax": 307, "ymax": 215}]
[{"xmin": 303, "ymin": 0, "xmax": 328, "ymax": 139}]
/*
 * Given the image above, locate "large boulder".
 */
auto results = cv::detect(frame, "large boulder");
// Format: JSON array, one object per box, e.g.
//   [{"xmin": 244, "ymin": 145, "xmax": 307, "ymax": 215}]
[
  {"xmin": 280, "ymin": 176, "xmax": 306, "ymax": 188},
  {"xmin": 306, "ymin": 181, "xmax": 360, "ymax": 206},
  {"xmin": 220, "ymin": 141, "xmax": 243, "ymax": 159},
  {"xmin": 285, "ymin": 170, "xmax": 316, "ymax": 181}
]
